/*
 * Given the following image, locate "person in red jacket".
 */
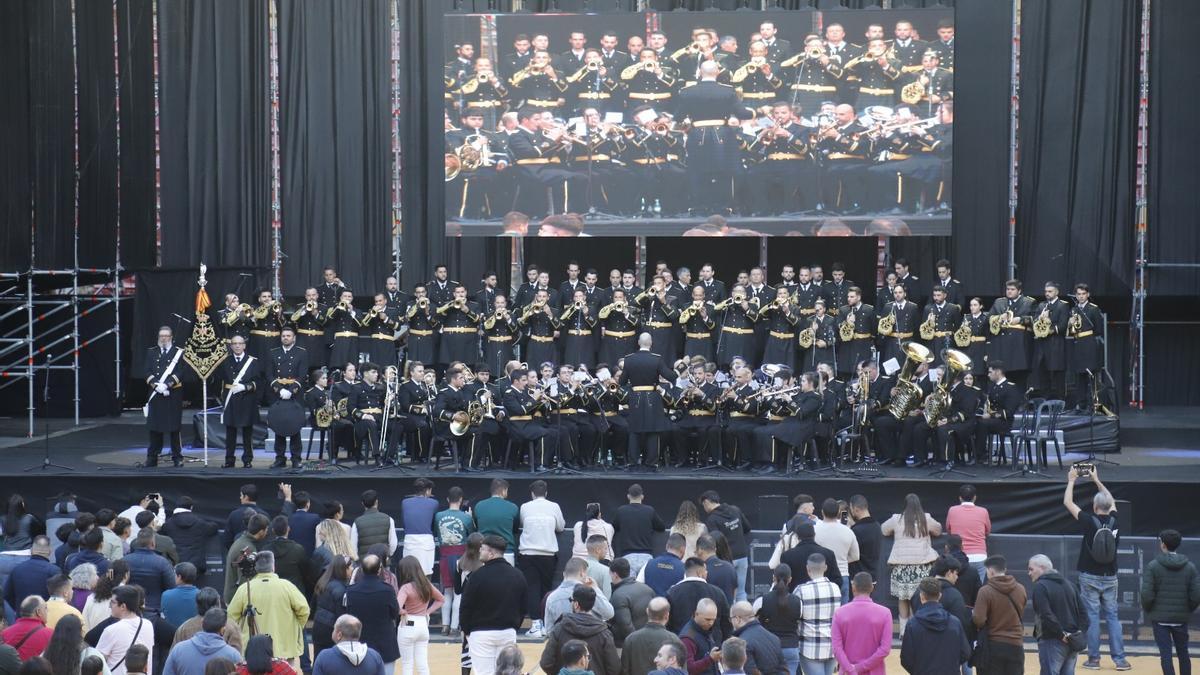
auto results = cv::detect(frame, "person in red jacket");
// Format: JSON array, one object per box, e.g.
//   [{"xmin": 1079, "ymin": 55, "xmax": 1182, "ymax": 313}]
[{"xmin": 1, "ymin": 596, "xmax": 53, "ymax": 661}]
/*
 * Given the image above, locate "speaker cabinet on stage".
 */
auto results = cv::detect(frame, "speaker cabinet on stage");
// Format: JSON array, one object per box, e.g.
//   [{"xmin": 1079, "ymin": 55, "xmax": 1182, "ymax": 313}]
[
  {"xmin": 756, "ymin": 494, "xmax": 789, "ymax": 531},
  {"xmin": 1116, "ymin": 499, "xmax": 1133, "ymax": 534}
]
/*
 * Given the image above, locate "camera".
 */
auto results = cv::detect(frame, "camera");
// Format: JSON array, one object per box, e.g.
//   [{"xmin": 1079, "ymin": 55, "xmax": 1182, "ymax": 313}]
[
  {"xmin": 236, "ymin": 547, "xmax": 258, "ymax": 579},
  {"xmin": 1073, "ymin": 462, "xmax": 1095, "ymax": 478}
]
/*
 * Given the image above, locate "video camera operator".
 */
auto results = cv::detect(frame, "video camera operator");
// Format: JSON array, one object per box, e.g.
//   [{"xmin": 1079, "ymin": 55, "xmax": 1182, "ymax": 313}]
[{"xmin": 227, "ymin": 550, "xmax": 310, "ymax": 668}]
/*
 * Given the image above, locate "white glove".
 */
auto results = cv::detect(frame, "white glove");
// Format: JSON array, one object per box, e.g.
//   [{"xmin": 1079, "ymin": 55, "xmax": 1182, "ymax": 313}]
[
  {"xmin": 279, "ymin": 388, "xmax": 293, "ymax": 400},
  {"xmin": 231, "ymin": 383, "xmax": 247, "ymax": 395},
  {"xmin": 154, "ymin": 382, "xmax": 168, "ymax": 395}
]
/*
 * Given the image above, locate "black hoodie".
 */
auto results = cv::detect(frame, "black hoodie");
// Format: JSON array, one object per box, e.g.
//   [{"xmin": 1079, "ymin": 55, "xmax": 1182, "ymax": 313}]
[
  {"xmin": 160, "ymin": 509, "xmax": 220, "ymax": 574},
  {"xmin": 1033, "ymin": 571, "xmax": 1088, "ymax": 641},
  {"xmin": 900, "ymin": 602, "xmax": 972, "ymax": 675},
  {"xmin": 540, "ymin": 611, "xmax": 621, "ymax": 675},
  {"xmin": 705, "ymin": 503, "xmax": 751, "ymax": 559}
]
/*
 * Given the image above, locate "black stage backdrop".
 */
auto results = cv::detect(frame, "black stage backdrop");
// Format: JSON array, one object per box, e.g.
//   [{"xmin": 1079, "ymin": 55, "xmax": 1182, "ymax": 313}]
[
  {"xmin": 277, "ymin": 0, "xmax": 392, "ymax": 294},
  {"xmin": 132, "ymin": 267, "xmax": 271, "ymax": 359},
  {"xmin": 158, "ymin": 1, "xmax": 271, "ymax": 271}
]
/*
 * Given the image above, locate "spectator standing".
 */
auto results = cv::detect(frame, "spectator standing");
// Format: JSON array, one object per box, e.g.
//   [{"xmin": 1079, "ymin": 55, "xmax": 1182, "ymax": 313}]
[
  {"xmin": 730, "ymin": 600, "xmax": 785, "ymax": 675},
  {"xmin": 1063, "ymin": 467, "xmax": 1130, "ymax": 670},
  {"xmin": 66, "ymin": 529, "xmax": 111, "ymax": 577},
  {"xmin": 640, "ymin": 534, "xmax": 686, "ymax": 597},
  {"xmin": 263, "ymin": 517, "xmax": 318, "ymax": 599},
  {"xmin": 946, "ymin": 485, "xmax": 991, "ymax": 584},
  {"xmin": 881, "ymin": 494, "xmax": 942, "ymax": 635},
  {"xmin": 696, "ymin": 535, "xmax": 737, "ymax": 604},
  {"xmin": 223, "ymin": 485, "xmax": 269, "ymax": 549},
  {"xmin": 68, "ymin": 562, "xmax": 98, "ymax": 612},
  {"xmin": 2, "ymin": 495, "xmax": 36, "ymax": 551},
  {"xmin": 608, "ymin": 558, "xmax": 654, "ymax": 646},
  {"xmin": 395, "ymin": 556, "xmax": 444, "ymax": 675},
  {"xmin": 571, "ymin": 503, "xmax": 615, "ymax": 561},
  {"xmin": 223, "ymin": 514, "xmax": 269, "ymax": 604},
  {"xmin": 665, "ymin": 558, "xmax": 731, "ymax": 640},
  {"xmin": 460, "ymin": 535, "xmax": 527, "ymax": 675},
  {"xmin": 96, "ymin": 510, "xmax": 126, "ymax": 562},
  {"xmin": 236, "ymin": 634, "xmax": 296, "ymax": 675},
  {"xmin": 832, "ymin": 572, "xmax": 893, "ymax": 675},
  {"xmin": 518, "ymin": 480, "xmax": 565, "ymax": 638},
  {"xmin": 123, "ymin": 645, "xmax": 151, "ymax": 675},
  {"xmin": 1140, "ymin": 530, "xmax": 1200, "ymax": 675},
  {"xmin": 2, "ymin": 597, "xmax": 53, "ymax": 660},
  {"xmin": 314, "ymin": 504, "xmax": 356, "ymax": 570},
  {"xmin": 848, "ymin": 496, "xmax": 882, "ymax": 581},
  {"xmin": 788, "ymin": 495, "xmax": 819, "ymax": 530},
  {"xmin": 1029, "ymin": 554, "xmax": 1088, "ymax": 675},
  {"xmin": 779, "ymin": 522, "xmax": 841, "ymax": 590},
  {"xmin": 668, "ymin": 501, "xmax": 707, "ymax": 560},
  {"xmin": 44, "ymin": 575, "xmax": 85, "ymax": 630},
  {"xmin": 134, "ymin": 511, "xmax": 179, "ymax": 566},
  {"xmin": 311, "ymin": 614, "xmax": 386, "ymax": 675},
  {"xmin": 699, "ymin": 491, "xmax": 752, "ymax": 602},
  {"xmin": 612, "ymin": 485, "xmax": 666, "ymax": 577},
  {"xmin": 795, "ymin": 554, "xmax": 842, "ymax": 675},
  {"xmin": 42, "ymin": 614, "xmax": 107, "ymax": 675},
  {"xmin": 972, "ymin": 555, "xmax": 1027, "ymax": 675},
  {"xmin": 911, "ymin": 557, "xmax": 972, "ymax": 643},
  {"xmin": 279, "ymin": 487, "xmax": 320, "ymax": 556},
  {"xmin": 473, "ymin": 479, "xmax": 520, "ymax": 565},
  {"xmin": 227, "ymin": 551, "xmax": 310, "ymax": 666},
  {"xmin": 494, "ymin": 643, "xmax": 526, "ymax": 675},
  {"xmin": 720, "ymin": 637, "xmax": 749, "ymax": 674},
  {"xmin": 943, "ymin": 535, "xmax": 983, "ymax": 607},
  {"xmin": 813, "ymin": 498, "xmax": 861, "ymax": 601},
  {"xmin": 169, "ymin": 587, "xmax": 243, "ymax": 653},
  {"xmin": 544, "ymin": 558, "xmax": 615, "ymax": 632},
  {"xmin": 434, "ymin": 487, "xmax": 474, "ymax": 635},
  {"xmin": 621, "ymin": 597, "xmax": 685, "ymax": 675},
  {"xmin": 584, "ymin": 536, "xmax": 613, "ymax": 600},
  {"xmin": 84, "ymin": 561, "xmax": 129, "ymax": 636},
  {"xmin": 539, "ymin": 586, "xmax": 621, "ymax": 675},
  {"xmin": 95, "ymin": 586, "xmax": 155, "ymax": 675},
  {"xmin": 340, "ymin": 554, "xmax": 399, "ymax": 673},
  {"xmin": 157, "ymin": 497, "xmax": 216, "ymax": 576},
  {"xmin": 647, "ymin": 642, "xmax": 687, "ymax": 675},
  {"xmin": 753, "ymin": 564, "xmax": 803, "ymax": 675},
  {"xmin": 162, "ymin": 608, "xmax": 241, "ymax": 675},
  {"xmin": 553, "ymin": 639, "xmax": 597, "ymax": 675},
  {"xmin": 2, "ymin": 536, "xmax": 58, "ymax": 610},
  {"xmin": 123, "ymin": 530, "xmax": 176, "ymax": 616},
  {"xmin": 349, "ymin": 491, "xmax": 397, "ymax": 561},
  {"xmin": 900, "ymin": 578, "xmax": 972, "ymax": 675},
  {"xmin": 679, "ymin": 598, "xmax": 722, "ymax": 675},
  {"xmin": 401, "ymin": 479, "xmax": 439, "ymax": 576},
  {"xmin": 311, "ymin": 556, "xmax": 353, "ymax": 655}
]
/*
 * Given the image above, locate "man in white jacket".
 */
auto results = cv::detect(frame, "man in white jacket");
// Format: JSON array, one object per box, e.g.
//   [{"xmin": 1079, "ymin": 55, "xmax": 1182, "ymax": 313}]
[{"xmin": 519, "ymin": 480, "xmax": 565, "ymax": 638}]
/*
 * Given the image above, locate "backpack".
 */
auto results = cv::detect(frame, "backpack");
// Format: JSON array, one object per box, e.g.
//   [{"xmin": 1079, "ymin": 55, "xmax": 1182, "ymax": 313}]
[{"xmin": 1089, "ymin": 515, "xmax": 1117, "ymax": 564}]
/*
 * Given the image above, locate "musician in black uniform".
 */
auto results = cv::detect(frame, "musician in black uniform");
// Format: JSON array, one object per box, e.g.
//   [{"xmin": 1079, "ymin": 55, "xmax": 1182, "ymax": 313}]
[
  {"xmin": 219, "ymin": 294, "xmax": 253, "ymax": 345},
  {"xmin": 920, "ymin": 286, "xmax": 962, "ymax": 368},
  {"xmin": 836, "ymin": 287, "xmax": 876, "ymax": 381},
  {"xmin": 697, "ymin": 264, "xmax": 727, "ymax": 303},
  {"xmin": 564, "ymin": 52, "xmax": 619, "ymax": 117},
  {"xmin": 588, "ymin": 373, "xmax": 628, "ymax": 466},
  {"xmin": 852, "ymin": 361, "xmax": 900, "ymax": 465},
  {"xmin": 987, "ymin": 280, "xmax": 1035, "ymax": 389},
  {"xmin": 405, "ymin": 285, "xmax": 439, "ymax": 372},
  {"xmin": 618, "ymin": 334, "xmax": 674, "ymax": 470},
  {"xmin": 1067, "ymin": 284, "xmax": 1106, "ymax": 412},
  {"xmin": 560, "ymin": 289, "xmax": 597, "ymax": 369},
  {"xmin": 624, "ymin": 109, "xmax": 689, "ymax": 217},
  {"xmin": 317, "ymin": 268, "xmax": 350, "ymax": 307},
  {"xmin": 447, "ymin": 110, "xmax": 512, "ymax": 220},
  {"xmin": 715, "ymin": 285, "xmax": 759, "ymax": 369},
  {"xmin": 430, "ymin": 366, "xmax": 482, "ymax": 472},
  {"xmin": 894, "ymin": 259, "xmax": 923, "ymax": 307},
  {"xmin": 803, "ymin": 300, "xmax": 839, "ymax": 371},
  {"xmin": 144, "ymin": 326, "xmax": 185, "ymax": 468},
  {"xmin": 753, "ymin": 372, "xmax": 822, "ymax": 474},
  {"xmin": 397, "ymin": 362, "xmax": 435, "ymax": 463},
  {"xmin": 912, "ymin": 372, "xmax": 976, "ymax": 467},
  {"xmin": 932, "ymin": 20, "xmax": 956, "ymax": 72},
  {"xmin": 248, "ymin": 289, "xmax": 283, "ymax": 362},
  {"xmin": 454, "ymin": 58, "xmax": 509, "ymax": 131},
  {"xmin": 972, "ymin": 361, "xmax": 1026, "ymax": 464},
  {"xmin": 360, "ymin": 293, "xmax": 399, "ymax": 370},
  {"xmin": 718, "ymin": 367, "xmax": 761, "ymax": 469},
  {"xmin": 745, "ymin": 102, "xmax": 817, "ymax": 215},
  {"xmin": 675, "ymin": 61, "xmax": 753, "ymax": 215},
  {"xmin": 905, "ymin": 51, "xmax": 953, "ymax": 119},
  {"xmin": 598, "ymin": 289, "xmax": 640, "ymax": 368},
  {"xmin": 877, "ymin": 285, "xmax": 920, "ymax": 366},
  {"xmin": 957, "ymin": 298, "xmax": 990, "ymax": 377},
  {"xmin": 760, "ymin": 287, "xmax": 799, "ymax": 370},
  {"xmin": 670, "ymin": 363, "xmax": 722, "ymax": 468},
  {"xmin": 267, "ymin": 328, "xmax": 309, "ymax": 468},
  {"xmin": 436, "ymin": 286, "xmax": 481, "ymax": 369},
  {"xmin": 290, "ymin": 288, "xmax": 327, "ymax": 372},
  {"xmin": 304, "ymin": 370, "xmax": 332, "ymax": 461},
  {"xmin": 638, "ymin": 277, "xmax": 679, "ymax": 367},
  {"xmin": 481, "ymin": 296, "xmax": 519, "ymax": 376},
  {"xmin": 933, "ymin": 259, "xmax": 963, "ymax": 307},
  {"xmin": 825, "ymin": 264, "xmax": 854, "ymax": 317},
  {"xmin": 326, "ymin": 290, "xmax": 360, "ymax": 371},
  {"xmin": 570, "ymin": 107, "xmax": 630, "ymax": 214},
  {"xmin": 474, "ymin": 273, "xmax": 499, "ymax": 315},
  {"xmin": 329, "ymin": 363, "xmax": 360, "ymax": 462},
  {"xmin": 815, "ymin": 104, "xmax": 869, "ymax": 213},
  {"xmin": 218, "ymin": 336, "xmax": 263, "ymax": 468},
  {"xmin": 500, "ymin": 34, "xmax": 532, "ymax": 81},
  {"xmin": 510, "ymin": 50, "xmax": 566, "ymax": 117},
  {"xmin": 503, "ymin": 368, "xmax": 561, "ymax": 469},
  {"xmin": 779, "ymin": 36, "xmax": 842, "ymax": 120},
  {"xmin": 507, "ymin": 107, "xmax": 583, "ymax": 218},
  {"xmin": 519, "ymin": 289, "xmax": 560, "ymax": 369},
  {"xmin": 679, "ymin": 286, "xmax": 717, "ymax": 363},
  {"xmin": 846, "ymin": 38, "xmax": 901, "ymax": 109},
  {"xmin": 730, "ymin": 42, "xmax": 783, "ymax": 108},
  {"xmin": 351, "ymin": 363, "xmax": 388, "ymax": 463},
  {"xmin": 547, "ymin": 367, "xmax": 596, "ymax": 468},
  {"xmin": 1029, "ymin": 282, "xmax": 1071, "ymax": 401}
]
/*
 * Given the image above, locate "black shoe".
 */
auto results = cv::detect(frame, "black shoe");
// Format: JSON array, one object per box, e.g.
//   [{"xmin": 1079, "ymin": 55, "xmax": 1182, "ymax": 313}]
[
  {"xmin": 760, "ymin": 466, "xmax": 780, "ymax": 475},
  {"xmin": 223, "ymin": 460, "xmax": 236, "ymax": 468},
  {"xmin": 735, "ymin": 462, "xmax": 752, "ymax": 471},
  {"xmin": 243, "ymin": 460, "xmax": 253, "ymax": 468},
  {"xmin": 172, "ymin": 459, "xmax": 183, "ymax": 468},
  {"xmin": 145, "ymin": 458, "xmax": 158, "ymax": 468},
  {"xmin": 291, "ymin": 460, "xmax": 302, "ymax": 469},
  {"xmin": 271, "ymin": 458, "xmax": 287, "ymax": 469}
]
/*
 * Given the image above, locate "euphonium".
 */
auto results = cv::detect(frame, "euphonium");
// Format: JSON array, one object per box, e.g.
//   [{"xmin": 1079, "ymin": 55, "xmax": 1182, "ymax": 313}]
[
  {"xmin": 953, "ymin": 317, "xmax": 973, "ymax": 347},
  {"xmin": 924, "ymin": 349, "xmax": 972, "ymax": 426},
  {"xmin": 878, "ymin": 307, "xmax": 896, "ymax": 335},
  {"xmin": 919, "ymin": 310, "xmax": 937, "ymax": 341},
  {"xmin": 886, "ymin": 342, "xmax": 934, "ymax": 420},
  {"xmin": 1032, "ymin": 307, "xmax": 1053, "ymax": 339}
]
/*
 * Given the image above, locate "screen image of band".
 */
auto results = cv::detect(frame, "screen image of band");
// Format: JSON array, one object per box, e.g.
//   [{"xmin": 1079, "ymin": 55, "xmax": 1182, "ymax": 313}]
[{"xmin": 442, "ymin": 9, "xmax": 953, "ymax": 236}]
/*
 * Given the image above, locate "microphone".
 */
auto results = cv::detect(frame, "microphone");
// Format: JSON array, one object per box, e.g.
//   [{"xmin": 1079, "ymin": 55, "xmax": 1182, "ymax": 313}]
[
  {"xmin": 239, "ymin": 273, "xmax": 253, "ymax": 277},
  {"xmin": 172, "ymin": 313, "xmax": 193, "ymax": 324}
]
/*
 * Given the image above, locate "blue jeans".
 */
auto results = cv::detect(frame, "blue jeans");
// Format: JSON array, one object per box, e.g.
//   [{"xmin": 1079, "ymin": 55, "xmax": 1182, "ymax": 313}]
[
  {"xmin": 733, "ymin": 556, "xmax": 749, "ymax": 602},
  {"xmin": 799, "ymin": 656, "xmax": 835, "ymax": 675},
  {"xmin": 1153, "ymin": 622, "xmax": 1191, "ymax": 675},
  {"xmin": 1038, "ymin": 639, "xmax": 1079, "ymax": 675},
  {"xmin": 971, "ymin": 561, "xmax": 987, "ymax": 585},
  {"xmin": 623, "ymin": 552, "xmax": 652, "ymax": 579},
  {"xmin": 1077, "ymin": 572, "xmax": 1125, "ymax": 661},
  {"xmin": 781, "ymin": 647, "xmax": 799, "ymax": 675},
  {"xmin": 840, "ymin": 576, "xmax": 850, "ymax": 604}
]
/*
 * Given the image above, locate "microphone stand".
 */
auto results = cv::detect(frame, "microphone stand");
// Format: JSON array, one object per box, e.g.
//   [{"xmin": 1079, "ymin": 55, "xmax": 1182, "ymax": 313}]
[
  {"xmin": 26, "ymin": 353, "xmax": 73, "ymax": 472},
  {"xmin": 1082, "ymin": 368, "xmax": 1118, "ymax": 466}
]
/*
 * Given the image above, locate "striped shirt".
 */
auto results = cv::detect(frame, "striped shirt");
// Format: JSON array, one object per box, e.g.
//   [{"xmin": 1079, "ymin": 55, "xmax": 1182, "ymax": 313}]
[{"xmin": 795, "ymin": 577, "xmax": 842, "ymax": 660}]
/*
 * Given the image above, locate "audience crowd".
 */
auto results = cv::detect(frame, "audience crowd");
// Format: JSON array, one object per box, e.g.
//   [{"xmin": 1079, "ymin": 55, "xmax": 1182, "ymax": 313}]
[{"xmin": 0, "ymin": 468, "xmax": 1195, "ymax": 675}]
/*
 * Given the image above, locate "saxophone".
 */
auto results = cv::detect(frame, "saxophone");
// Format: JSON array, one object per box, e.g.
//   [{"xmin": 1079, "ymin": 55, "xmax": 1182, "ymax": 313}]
[
  {"xmin": 919, "ymin": 309, "xmax": 937, "ymax": 341},
  {"xmin": 877, "ymin": 307, "xmax": 896, "ymax": 336},
  {"xmin": 1032, "ymin": 306, "xmax": 1053, "ymax": 339},
  {"xmin": 953, "ymin": 316, "xmax": 973, "ymax": 348}
]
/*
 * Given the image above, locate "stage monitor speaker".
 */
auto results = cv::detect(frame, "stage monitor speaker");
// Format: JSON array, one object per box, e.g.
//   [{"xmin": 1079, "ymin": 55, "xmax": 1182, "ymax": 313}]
[
  {"xmin": 756, "ymin": 494, "xmax": 789, "ymax": 531},
  {"xmin": 1115, "ymin": 499, "xmax": 1134, "ymax": 534}
]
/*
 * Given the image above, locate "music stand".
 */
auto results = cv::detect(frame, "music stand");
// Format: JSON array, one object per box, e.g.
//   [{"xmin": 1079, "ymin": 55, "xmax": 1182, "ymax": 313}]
[{"xmin": 25, "ymin": 353, "xmax": 72, "ymax": 472}]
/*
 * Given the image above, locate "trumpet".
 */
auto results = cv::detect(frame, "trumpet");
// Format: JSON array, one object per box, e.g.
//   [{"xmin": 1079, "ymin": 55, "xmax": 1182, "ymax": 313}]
[
  {"xmin": 585, "ymin": 58, "xmax": 602, "ymax": 71},
  {"xmin": 224, "ymin": 303, "xmax": 253, "ymax": 325},
  {"xmin": 435, "ymin": 300, "xmax": 457, "ymax": 315},
  {"xmin": 291, "ymin": 300, "xmax": 318, "ymax": 323},
  {"xmin": 806, "ymin": 43, "xmax": 826, "ymax": 59},
  {"xmin": 651, "ymin": 121, "xmax": 672, "ymax": 135},
  {"xmin": 252, "ymin": 300, "xmax": 280, "ymax": 320},
  {"xmin": 476, "ymin": 72, "xmax": 493, "ymax": 83}
]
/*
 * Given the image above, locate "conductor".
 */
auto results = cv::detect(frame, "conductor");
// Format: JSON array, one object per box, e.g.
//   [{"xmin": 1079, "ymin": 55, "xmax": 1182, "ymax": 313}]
[
  {"xmin": 617, "ymin": 333, "xmax": 674, "ymax": 471},
  {"xmin": 674, "ymin": 60, "xmax": 753, "ymax": 215}
]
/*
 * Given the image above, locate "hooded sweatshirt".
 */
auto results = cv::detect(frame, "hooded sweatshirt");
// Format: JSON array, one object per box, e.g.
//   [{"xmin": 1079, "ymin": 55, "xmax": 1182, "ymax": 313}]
[
  {"xmin": 1141, "ymin": 551, "xmax": 1200, "ymax": 624},
  {"xmin": 900, "ymin": 603, "xmax": 971, "ymax": 675},
  {"xmin": 540, "ymin": 612, "xmax": 621, "ymax": 675},
  {"xmin": 311, "ymin": 641, "xmax": 386, "ymax": 675},
  {"xmin": 162, "ymin": 631, "xmax": 243, "ymax": 675},
  {"xmin": 971, "ymin": 574, "xmax": 1026, "ymax": 646},
  {"xmin": 1032, "ymin": 572, "xmax": 1087, "ymax": 641}
]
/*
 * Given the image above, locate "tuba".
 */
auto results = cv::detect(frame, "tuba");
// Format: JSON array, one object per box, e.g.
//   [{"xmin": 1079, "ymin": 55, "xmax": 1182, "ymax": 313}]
[
  {"xmin": 886, "ymin": 342, "xmax": 934, "ymax": 420},
  {"xmin": 953, "ymin": 316, "xmax": 973, "ymax": 348},
  {"xmin": 878, "ymin": 307, "xmax": 896, "ymax": 336},
  {"xmin": 1032, "ymin": 307, "xmax": 1053, "ymax": 339},
  {"xmin": 924, "ymin": 349, "xmax": 972, "ymax": 426},
  {"xmin": 919, "ymin": 309, "xmax": 937, "ymax": 341}
]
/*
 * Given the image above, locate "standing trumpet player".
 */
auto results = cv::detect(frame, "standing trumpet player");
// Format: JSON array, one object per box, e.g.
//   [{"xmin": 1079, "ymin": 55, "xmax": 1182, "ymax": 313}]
[
  {"xmin": 326, "ymin": 290, "xmax": 360, "ymax": 373},
  {"xmin": 560, "ymin": 289, "xmax": 597, "ymax": 369},
  {"xmin": 680, "ymin": 286, "xmax": 717, "ymax": 363},
  {"xmin": 482, "ymin": 296, "xmax": 519, "ymax": 377},
  {"xmin": 405, "ymin": 285, "xmax": 440, "ymax": 373},
  {"xmin": 291, "ymin": 287, "xmax": 327, "ymax": 371},
  {"xmin": 249, "ymin": 289, "xmax": 283, "ymax": 361},
  {"xmin": 436, "ymin": 286, "xmax": 482, "ymax": 371},
  {"xmin": 360, "ymin": 292, "xmax": 400, "ymax": 370}
]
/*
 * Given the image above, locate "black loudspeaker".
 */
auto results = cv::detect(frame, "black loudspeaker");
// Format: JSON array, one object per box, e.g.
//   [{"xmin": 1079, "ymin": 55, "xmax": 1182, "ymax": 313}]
[
  {"xmin": 1115, "ymin": 499, "xmax": 1134, "ymax": 535},
  {"xmin": 756, "ymin": 494, "xmax": 790, "ymax": 531}
]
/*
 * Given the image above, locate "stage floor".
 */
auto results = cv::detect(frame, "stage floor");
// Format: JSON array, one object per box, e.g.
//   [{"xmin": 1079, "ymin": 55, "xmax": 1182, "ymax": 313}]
[{"xmin": 1, "ymin": 406, "xmax": 1198, "ymax": 536}]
